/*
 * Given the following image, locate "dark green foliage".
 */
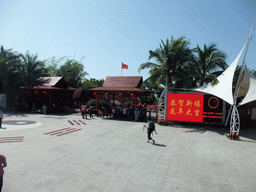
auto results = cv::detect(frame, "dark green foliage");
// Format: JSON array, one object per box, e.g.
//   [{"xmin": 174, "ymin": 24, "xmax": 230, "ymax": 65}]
[
  {"xmin": 82, "ymin": 78, "xmax": 104, "ymax": 90},
  {"xmin": 86, "ymin": 99, "xmax": 111, "ymax": 110},
  {"xmin": 57, "ymin": 59, "xmax": 88, "ymax": 88},
  {"xmin": 0, "ymin": 46, "xmax": 22, "ymax": 109},
  {"xmin": 19, "ymin": 51, "xmax": 46, "ymax": 87},
  {"xmin": 190, "ymin": 44, "xmax": 227, "ymax": 87},
  {"xmin": 139, "ymin": 38, "xmax": 229, "ymax": 94}
]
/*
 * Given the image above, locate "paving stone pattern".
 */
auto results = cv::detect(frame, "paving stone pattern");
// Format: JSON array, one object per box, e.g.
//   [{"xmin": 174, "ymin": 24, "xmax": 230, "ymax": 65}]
[{"xmin": 1, "ymin": 113, "xmax": 256, "ymax": 192}]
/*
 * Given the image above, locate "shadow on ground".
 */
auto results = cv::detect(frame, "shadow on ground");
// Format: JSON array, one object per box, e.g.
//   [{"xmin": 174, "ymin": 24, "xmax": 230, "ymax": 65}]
[
  {"xmin": 153, "ymin": 143, "xmax": 167, "ymax": 147},
  {"xmin": 178, "ymin": 122, "xmax": 256, "ymax": 142}
]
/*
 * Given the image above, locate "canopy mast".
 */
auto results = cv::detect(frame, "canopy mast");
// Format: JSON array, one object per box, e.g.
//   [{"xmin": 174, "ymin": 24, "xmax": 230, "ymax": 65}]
[
  {"xmin": 229, "ymin": 16, "xmax": 256, "ymax": 138},
  {"xmin": 233, "ymin": 16, "xmax": 256, "ymax": 105}
]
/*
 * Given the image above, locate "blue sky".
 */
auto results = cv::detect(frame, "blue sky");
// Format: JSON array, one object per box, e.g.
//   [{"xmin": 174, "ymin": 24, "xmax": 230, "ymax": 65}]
[{"xmin": 1, "ymin": 0, "xmax": 256, "ymax": 81}]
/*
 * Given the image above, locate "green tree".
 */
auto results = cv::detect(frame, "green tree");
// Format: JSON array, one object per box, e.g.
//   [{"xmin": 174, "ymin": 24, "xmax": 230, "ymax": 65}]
[
  {"xmin": 138, "ymin": 37, "xmax": 193, "ymax": 89},
  {"xmin": 45, "ymin": 56, "xmax": 67, "ymax": 76},
  {"xmin": 189, "ymin": 44, "xmax": 227, "ymax": 87},
  {"xmin": 57, "ymin": 59, "xmax": 88, "ymax": 88},
  {"xmin": 20, "ymin": 51, "xmax": 46, "ymax": 87},
  {"xmin": 0, "ymin": 46, "xmax": 22, "ymax": 109},
  {"xmin": 0, "ymin": 46, "xmax": 21, "ymax": 93},
  {"xmin": 82, "ymin": 78, "xmax": 104, "ymax": 90}
]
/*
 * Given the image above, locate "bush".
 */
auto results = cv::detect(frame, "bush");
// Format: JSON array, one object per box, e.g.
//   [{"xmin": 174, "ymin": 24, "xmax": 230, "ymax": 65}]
[{"xmin": 86, "ymin": 99, "xmax": 111, "ymax": 110}]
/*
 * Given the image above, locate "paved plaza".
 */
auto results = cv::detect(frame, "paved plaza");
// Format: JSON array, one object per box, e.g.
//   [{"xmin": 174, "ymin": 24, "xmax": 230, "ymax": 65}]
[{"xmin": 0, "ymin": 112, "xmax": 256, "ymax": 192}]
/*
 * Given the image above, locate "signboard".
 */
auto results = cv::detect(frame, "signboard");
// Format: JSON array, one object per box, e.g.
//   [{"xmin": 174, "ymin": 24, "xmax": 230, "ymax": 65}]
[{"xmin": 166, "ymin": 93, "xmax": 223, "ymax": 124}]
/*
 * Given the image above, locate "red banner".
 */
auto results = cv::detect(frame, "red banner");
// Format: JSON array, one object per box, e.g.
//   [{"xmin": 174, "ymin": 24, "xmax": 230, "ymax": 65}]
[{"xmin": 166, "ymin": 93, "xmax": 204, "ymax": 122}]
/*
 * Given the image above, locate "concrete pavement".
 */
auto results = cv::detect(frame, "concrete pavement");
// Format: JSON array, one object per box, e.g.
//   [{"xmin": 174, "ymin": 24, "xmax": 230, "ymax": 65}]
[{"xmin": 1, "ymin": 112, "xmax": 256, "ymax": 192}]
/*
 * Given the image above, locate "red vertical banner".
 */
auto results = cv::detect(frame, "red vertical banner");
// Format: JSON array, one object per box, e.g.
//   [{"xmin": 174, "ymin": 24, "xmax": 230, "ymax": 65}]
[{"xmin": 166, "ymin": 93, "xmax": 204, "ymax": 122}]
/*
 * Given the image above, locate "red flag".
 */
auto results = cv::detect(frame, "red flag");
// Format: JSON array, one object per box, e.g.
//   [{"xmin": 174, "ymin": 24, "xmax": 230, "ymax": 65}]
[{"xmin": 122, "ymin": 62, "xmax": 128, "ymax": 69}]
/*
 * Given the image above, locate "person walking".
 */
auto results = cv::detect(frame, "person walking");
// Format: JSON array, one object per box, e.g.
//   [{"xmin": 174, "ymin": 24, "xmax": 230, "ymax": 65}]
[
  {"xmin": 89, "ymin": 106, "xmax": 93, "ymax": 119},
  {"xmin": 0, "ymin": 110, "xmax": 3, "ymax": 128},
  {"xmin": 144, "ymin": 118, "xmax": 157, "ymax": 144},
  {"xmin": 134, "ymin": 108, "xmax": 139, "ymax": 121},
  {"xmin": 0, "ymin": 154, "xmax": 7, "ymax": 192},
  {"xmin": 123, "ymin": 106, "xmax": 127, "ymax": 120},
  {"xmin": 81, "ymin": 105, "xmax": 87, "ymax": 119},
  {"xmin": 42, "ymin": 104, "xmax": 47, "ymax": 115},
  {"xmin": 112, "ymin": 106, "xmax": 116, "ymax": 119}
]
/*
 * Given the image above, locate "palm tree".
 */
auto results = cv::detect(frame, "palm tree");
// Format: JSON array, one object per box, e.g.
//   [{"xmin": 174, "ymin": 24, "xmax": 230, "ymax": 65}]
[
  {"xmin": 20, "ymin": 51, "xmax": 46, "ymax": 87},
  {"xmin": 189, "ymin": 44, "xmax": 227, "ymax": 87},
  {"xmin": 0, "ymin": 46, "xmax": 22, "ymax": 109},
  {"xmin": 0, "ymin": 46, "xmax": 21, "ymax": 93},
  {"xmin": 138, "ymin": 37, "xmax": 193, "ymax": 89}
]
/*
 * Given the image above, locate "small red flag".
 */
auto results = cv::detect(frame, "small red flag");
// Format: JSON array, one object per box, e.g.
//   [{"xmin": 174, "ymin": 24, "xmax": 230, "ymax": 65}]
[{"xmin": 122, "ymin": 62, "xmax": 128, "ymax": 69}]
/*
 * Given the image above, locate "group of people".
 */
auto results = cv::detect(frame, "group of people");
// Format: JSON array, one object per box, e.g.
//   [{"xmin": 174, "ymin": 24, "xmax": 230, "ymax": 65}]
[
  {"xmin": 81, "ymin": 105, "xmax": 93, "ymax": 119},
  {"xmin": 111, "ymin": 104, "xmax": 147, "ymax": 122},
  {"xmin": 80, "ymin": 105, "xmax": 157, "ymax": 144}
]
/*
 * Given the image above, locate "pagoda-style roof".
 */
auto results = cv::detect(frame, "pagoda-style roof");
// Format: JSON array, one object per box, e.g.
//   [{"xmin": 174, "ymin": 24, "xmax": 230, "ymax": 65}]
[
  {"xmin": 20, "ymin": 76, "xmax": 76, "ymax": 90},
  {"xmin": 89, "ymin": 76, "xmax": 151, "ymax": 95},
  {"xmin": 103, "ymin": 76, "xmax": 143, "ymax": 88}
]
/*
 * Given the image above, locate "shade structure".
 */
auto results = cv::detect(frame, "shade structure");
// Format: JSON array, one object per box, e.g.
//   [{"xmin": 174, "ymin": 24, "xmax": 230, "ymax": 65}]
[
  {"xmin": 237, "ymin": 65, "xmax": 250, "ymax": 98},
  {"xmin": 192, "ymin": 43, "xmax": 247, "ymax": 105},
  {"xmin": 239, "ymin": 67, "xmax": 256, "ymax": 106}
]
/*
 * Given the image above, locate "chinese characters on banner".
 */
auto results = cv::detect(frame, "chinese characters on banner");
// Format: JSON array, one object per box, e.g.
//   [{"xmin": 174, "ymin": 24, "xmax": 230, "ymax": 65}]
[{"xmin": 166, "ymin": 93, "xmax": 204, "ymax": 122}]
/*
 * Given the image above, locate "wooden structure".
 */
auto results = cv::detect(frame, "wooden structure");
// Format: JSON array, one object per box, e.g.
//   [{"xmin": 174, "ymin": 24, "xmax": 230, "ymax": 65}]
[
  {"xmin": 19, "ymin": 77, "xmax": 76, "ymax": 112},
  {"xmin": 89, "ymin": 76, "xmax": 152, "ymax": 116}
]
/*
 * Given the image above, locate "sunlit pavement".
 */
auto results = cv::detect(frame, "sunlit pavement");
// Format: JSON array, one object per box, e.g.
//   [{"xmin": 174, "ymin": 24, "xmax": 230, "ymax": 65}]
[{"xmin": 1, "ymin": 112, "xmax": 256, "ymax": 192}]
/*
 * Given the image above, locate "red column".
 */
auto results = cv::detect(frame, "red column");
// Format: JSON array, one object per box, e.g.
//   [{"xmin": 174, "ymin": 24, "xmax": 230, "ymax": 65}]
[
  {"xmin": 97, "ymin": 96, "xmax": 99, "ymax": 117},
  {"xmin": 49, "ymin": 93, "xmax": 52, "ymax": 112}
]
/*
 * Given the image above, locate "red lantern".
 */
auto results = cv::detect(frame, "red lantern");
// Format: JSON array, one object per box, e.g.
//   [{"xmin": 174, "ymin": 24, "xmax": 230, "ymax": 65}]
[
  {"xmin": 105, "ymin": 93, "xmax": 110, "ymax": 99},
  {"xmin": 43, "ymin": 91, "xmax": 48, "ymax": 95},
  {"xmin": 34, "ymin": 91, "xmax": 39, "ymax": 96},
  {"xmin": 93, "ymin": 92, "xmax": 99, "ymax": 98},
  {"xmin": 118, "ymin": 93, "xmax": 124, "ymax": 99},
  {"xmin": 130, "ymin": 93, "xmax": 136, "ymax": 99}
]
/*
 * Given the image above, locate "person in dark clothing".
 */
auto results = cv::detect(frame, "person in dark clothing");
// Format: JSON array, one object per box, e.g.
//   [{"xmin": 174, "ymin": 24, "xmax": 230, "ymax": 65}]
[
  {"xmin": 0, "ymin": 154, "xmax": 7, "ymax": 192},
  {"xmin": 81, "ymin": 105, "xmax": 87, "ymax": 119},
  {"xmin": 89, "ymin": 106, "xmax": 93, "ymax": 119},
  {"xmin": 0, "ymin": 110, "xmax": 3, "ymax": 128},
  {"xmin": 144, "ymin": 118, "xmax": 157, "ymax": 144}
]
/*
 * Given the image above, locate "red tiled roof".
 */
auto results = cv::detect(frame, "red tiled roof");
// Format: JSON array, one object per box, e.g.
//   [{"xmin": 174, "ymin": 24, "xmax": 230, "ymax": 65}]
[
  {"xmin": 36, "ymin": 77, "xmax": 63, "ymax": 86},
  {"xmin": 89, "ymin": 87, "xmax": 143, "ymax": 92},
  {"xmin": 20, "ymin": 76, "xmax": 76, "ymax": 91},
  {"xmin": 20, "ymin": 85, "xmax": 76, "ymax": 91},
  {"xmin": 103, "ymin": 76, "xmax": 143, "ymax": 88},
  {"xmin": 89, "ymin": 76, "xmax": 152, "ymax": 95}
]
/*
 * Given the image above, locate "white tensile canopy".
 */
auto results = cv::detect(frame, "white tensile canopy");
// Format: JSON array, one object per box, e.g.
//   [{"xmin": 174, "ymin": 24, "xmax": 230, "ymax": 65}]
[
  {"xmin": 239, "ymin": 66, "xmax": 256, "ymax": 106},
  {"xmin": 192, "ymin": 41, "xmax": 256, "ymax": 107},
  {"xmin": 192, "ymin": 43, "xmax": 247, "ymax": 106}
]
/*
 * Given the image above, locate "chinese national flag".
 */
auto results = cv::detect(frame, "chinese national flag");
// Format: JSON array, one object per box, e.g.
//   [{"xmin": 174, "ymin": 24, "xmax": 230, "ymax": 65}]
[{"xmin": 122, "ymin": 62, "xmax": 128, "ymax": 69}]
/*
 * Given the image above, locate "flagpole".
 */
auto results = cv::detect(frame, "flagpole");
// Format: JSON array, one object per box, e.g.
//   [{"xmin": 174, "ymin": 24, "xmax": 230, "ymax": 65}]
[{"xmin": 121, "ymin": 62, "xmax": 122, "ymax": 76}]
